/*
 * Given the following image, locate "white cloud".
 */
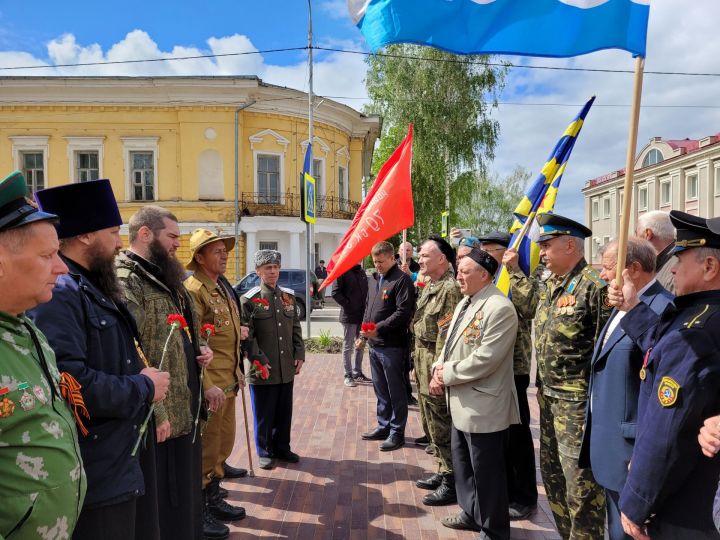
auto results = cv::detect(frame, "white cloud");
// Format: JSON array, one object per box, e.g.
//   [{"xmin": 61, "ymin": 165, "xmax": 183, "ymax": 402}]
[{"xmin": 319, "ymin": 0, "xmax": 350, "ymax": 20}]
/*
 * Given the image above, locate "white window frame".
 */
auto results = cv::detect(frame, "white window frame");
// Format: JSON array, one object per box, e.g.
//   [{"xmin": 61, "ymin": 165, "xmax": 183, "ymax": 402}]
[
  {"xmin": 660, "ymin": 179, "xmax": 672, "ymax": 206},
  {"xmin": 253, "ymin": 150, "xmax": 284, "ymax": 204},
  {"xmin": 122, "ymin": 137, "xmax": 159, "ymax": 202},
  {"xmin": 637, "ymin": 184, "xmax": 648, "ymax": 211},
  {"xmin": 715, "ymin": 164, "xmax": 720, "ymax": 196},
  {"xmin": 686, "ymin": 172, "xmax": 699, "ymax": 201},
  {"xmin": 591, "ymin": 198, "xmax": 599, "ymax": 221},
  {"xmin": 65, "ymin": 136, "xmax": 104, "ymax": 183},
  {"xmin": 11, "ymin": 136, "xmax": 49, "ymax": 193},
  {"xmin": 601, "ymin": 196, "xmax": 611, "ymax": 219},
  {"xmin": 618, "ymin": 191, "xmax": 624, "ymax": 216},
  {"xmin": 312, "ymin": 158, "xmax": 325, "ymax": 197},
  {"xmin": 338, "ymin": 165, "xmax": 349, "ymax": 210}
]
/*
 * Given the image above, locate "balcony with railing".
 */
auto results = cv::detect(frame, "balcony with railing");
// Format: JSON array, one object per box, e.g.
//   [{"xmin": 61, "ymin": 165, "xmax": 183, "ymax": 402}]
[{"xmin": 240, "ymin": 191, "xmax": 360, "ymax": 220}]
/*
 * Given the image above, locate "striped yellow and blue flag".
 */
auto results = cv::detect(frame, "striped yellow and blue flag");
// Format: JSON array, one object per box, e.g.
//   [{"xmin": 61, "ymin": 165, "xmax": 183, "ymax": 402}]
[{"xmin": 495, "ymin": 96, "xmax": 595, "ymax": 294}]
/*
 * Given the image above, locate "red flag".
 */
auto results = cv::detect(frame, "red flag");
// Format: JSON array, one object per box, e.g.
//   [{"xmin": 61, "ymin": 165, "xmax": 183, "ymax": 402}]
[{"xmin": 320, "ymin": 124, "xmax": 414, "ymax": 291}]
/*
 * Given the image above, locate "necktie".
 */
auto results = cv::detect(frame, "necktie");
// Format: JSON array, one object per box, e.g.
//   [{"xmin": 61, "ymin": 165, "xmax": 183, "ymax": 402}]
[
  {"xmin": 377, "ymin": 275, "xmax": 384, "ymax": 291},
  {"xmin": 445, "ymin": 297, "xmax": 472, "ymax": 357}
]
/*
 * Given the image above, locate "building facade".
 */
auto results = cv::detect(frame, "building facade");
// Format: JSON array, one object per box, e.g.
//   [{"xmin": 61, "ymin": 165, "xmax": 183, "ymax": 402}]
[
  {"xmin": 0, "ymin": 76, "xmax": 381, "ymax": 280},
  {"xmin": 582, "ymin": 133, "xmax": 720, "ymax": 264}
]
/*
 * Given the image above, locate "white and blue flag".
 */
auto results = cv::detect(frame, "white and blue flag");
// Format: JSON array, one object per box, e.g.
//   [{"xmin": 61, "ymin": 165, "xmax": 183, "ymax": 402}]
[{"xmin": 349, "ymin": 0, "xmax": 650, "ymax": 58}]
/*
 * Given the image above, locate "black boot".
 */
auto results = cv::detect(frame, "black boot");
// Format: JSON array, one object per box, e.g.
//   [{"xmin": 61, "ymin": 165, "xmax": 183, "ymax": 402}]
[
  {"xmin": 202, "ymin": 490, "xmax": 230, "ymax": 539},
  {"xmin": 422, "ymin": 473, "xmax": 457, "ymax": 506},
  {"xmin": 207, "ymin": 478, "xmax": 246, "ymax": 522},
  {"xmin": 415, "ymin": 472, "xmax": 443, "ymax": 490}
]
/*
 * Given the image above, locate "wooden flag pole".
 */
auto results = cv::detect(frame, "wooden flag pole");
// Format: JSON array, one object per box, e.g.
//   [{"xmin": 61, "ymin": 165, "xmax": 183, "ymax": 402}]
[
  {"xmin": 615, "ymin": 56, "xmax": 646, "ymax": 287},
  {"xmin": 402, "ymin": 229, "xmax": 408, "ymax": 265}
]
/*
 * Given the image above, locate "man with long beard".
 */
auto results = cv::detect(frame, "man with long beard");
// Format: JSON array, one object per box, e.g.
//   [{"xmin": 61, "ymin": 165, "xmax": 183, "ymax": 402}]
[
  {"xmin": 116, "ymin": 206, "xmax": 227, "ymax": 540},
  {"xmin": 30, "ymin": 180, "xmax": 170, "ymax": 540}
]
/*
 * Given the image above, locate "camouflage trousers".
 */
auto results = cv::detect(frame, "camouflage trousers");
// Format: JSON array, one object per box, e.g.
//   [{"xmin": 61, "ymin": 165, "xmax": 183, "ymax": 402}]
[
  {"xmin": 418, "ymin": 392, "xmax": 453, "ymax": 474},
  {"xmin": 538, "ymin": 391, "xmax": 604, "ymax": 540}
]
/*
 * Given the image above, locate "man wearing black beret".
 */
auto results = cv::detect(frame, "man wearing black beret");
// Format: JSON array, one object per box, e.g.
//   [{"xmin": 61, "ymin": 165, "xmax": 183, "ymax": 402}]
[{"xmin": 29, "ymin": 180, "xmax": 170, "ymax": 540}]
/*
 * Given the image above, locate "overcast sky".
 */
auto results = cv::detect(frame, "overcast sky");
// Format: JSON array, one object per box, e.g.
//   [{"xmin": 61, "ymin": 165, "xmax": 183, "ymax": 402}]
[{"xmin": 0, "ymin": 1, "xmax": 718, "ymax": 222}]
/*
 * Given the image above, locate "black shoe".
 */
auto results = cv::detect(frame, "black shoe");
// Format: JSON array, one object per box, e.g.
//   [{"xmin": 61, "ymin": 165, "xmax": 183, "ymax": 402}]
[
  {"xmin": 202, "ymin": 492, "xmax": 230, "ymax": 539},
  {"xmin": 258, "ymin": 456, "xmax": 275, "ymax": 469},
  {"xmin": 408, "ymin": 395, "xmax": 418, "ymax": 406},
  {"xmin": 413, "ymin": 435, "xmax": 430, "ymax": 446},
  {"xmin": 222, "ymin": 462, "xmax": 248, "ymax": 479},
  {"xmin": 217, "ymin": 485, "xmax": 229, "ymax": 499},
  {"xmin": 361, "ymin": 427, "xmax": 390, "ymax": 440},
  {"xmin": 206, "ymin": 481, "xmax": 246, "ymax": 522},
  {"xmin": 352, "ymin": 372, "xmax": 372, "ymax": 383},
  {"xmin": 422, "ymin": 475, "xmax": 457, "ymax": 506},
  {"xmin": 440, "ymin": 512, "xmax": 481, "ymax": 532},
  {"xmin": 415, "ymin": 472, "xmax": 443, "ymax": 490},
  {"xmin": 275, "ymin": 450, "xmax": 300, "ymax": 463},
  {"xmin": 379, "ymin": 433, "xmax": 405, "ymax": 451},
  {"xmin": 509, "ymin": 502, "xmax": 535, "ymax": 521}
]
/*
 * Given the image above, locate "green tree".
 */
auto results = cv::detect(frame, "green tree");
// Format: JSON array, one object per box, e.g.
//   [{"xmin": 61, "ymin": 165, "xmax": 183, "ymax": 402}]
[
  {"xmin": 365, "ymin": 45, "xmax": 506, "ymax": 242},
  {"xmin": 453, "ymin": 166, "xmax": 531, "ymax": 235}
]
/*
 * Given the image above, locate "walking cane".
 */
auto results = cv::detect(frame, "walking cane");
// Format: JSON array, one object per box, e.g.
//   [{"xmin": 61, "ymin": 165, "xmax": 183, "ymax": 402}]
[{"xmin": 239, "ymin": 373, "xmax": 255, "ymax": 478}]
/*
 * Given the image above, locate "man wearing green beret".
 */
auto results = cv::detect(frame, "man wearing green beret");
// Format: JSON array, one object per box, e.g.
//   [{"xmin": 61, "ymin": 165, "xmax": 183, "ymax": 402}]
[
  {"xmin": 504, "ymin": 213, "xmax": 611, "ymax": 540},
  {"xmin": 0, "ymin": 171, "xmax": 86, "ymax": 539}
]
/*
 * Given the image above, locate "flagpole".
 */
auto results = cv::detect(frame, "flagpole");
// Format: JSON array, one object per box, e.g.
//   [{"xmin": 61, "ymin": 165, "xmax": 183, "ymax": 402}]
[
  {"xmin": 614, "ymin": 56, "xmax": 645, "ymax": 287},
  {"xmin": 306, "ymin": 0, "xmax": 314, "ymax": 338}
]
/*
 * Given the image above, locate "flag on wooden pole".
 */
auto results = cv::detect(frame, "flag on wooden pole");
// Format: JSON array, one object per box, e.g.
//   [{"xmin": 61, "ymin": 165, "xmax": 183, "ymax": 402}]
[{"xmin": 320, "ymin": 124, "xmax": 414, "ymax": 290}]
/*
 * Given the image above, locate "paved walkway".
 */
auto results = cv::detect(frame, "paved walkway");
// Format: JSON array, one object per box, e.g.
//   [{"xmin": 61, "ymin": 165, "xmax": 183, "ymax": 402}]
[{"xmin": 223, "ymin": 353, "xmax": 561, "ymax": 539}]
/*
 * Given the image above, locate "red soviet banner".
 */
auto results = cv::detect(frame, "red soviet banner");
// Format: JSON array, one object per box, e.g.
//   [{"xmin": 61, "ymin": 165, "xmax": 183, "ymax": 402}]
[{"xmin": 319, "ymin": 124, "xmax": 414, "ymax": 291}]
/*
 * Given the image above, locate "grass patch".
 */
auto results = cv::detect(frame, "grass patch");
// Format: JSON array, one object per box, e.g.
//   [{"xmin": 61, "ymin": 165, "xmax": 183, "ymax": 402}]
[{"xmin": 304, "ymin": 329, "xmax": 343, "ymax": 353}]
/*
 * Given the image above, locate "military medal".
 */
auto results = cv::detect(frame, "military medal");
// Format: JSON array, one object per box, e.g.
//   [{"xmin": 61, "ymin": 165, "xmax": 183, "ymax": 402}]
[
  {"xmin": 33, "ymin": 385, "xmax": 47, "ymax": 405},
  {"xmin": 640, "ymin": 348, "xmax": 651, "ymax": 380},
  {"xmin": 0, "ymin": 387, "xmax": 15, "ymax": 417},
  {"xmin": 18, "ymin": 382, "xmax": 35, "ymax": 411}
]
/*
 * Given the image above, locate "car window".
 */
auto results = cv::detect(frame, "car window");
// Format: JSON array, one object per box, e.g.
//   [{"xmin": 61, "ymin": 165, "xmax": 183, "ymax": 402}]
[
  {"xmin": 278, "ymin": 270, "xmax": 290, "ymax": 287},
  {"xmin": 291, "ymin": 271, "xmax": 305, "ymax": 287},
  {"xmin": 240, "ymin": 274, "xmax": 259, "ymax": 288}
]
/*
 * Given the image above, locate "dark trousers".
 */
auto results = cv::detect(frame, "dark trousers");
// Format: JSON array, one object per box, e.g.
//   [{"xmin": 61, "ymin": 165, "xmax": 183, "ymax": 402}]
[
  {"xmin": 452, "ymin": 426, "xmax": 510, "ymax": 540},
  {"xmin": 404, "ymin": 345, "xmax": 413, "ymax": 398},
  {"xmin": 369, "ymin": 346, "xmax": 408, "ymax": 436},
  {"xmin": 249, "ymin": 381, "xmax": 294, "ymax": 458},
  {"xmin": 74, "ymin": 499, "xmax": 137, "ymax": 540},
  {"xmin": 156, "ymin": 433, "xmax": 202, "ymax": 540},
  {"xmin": 605, "ymin": 489, "xmax": 631, "ymax": 540},
  {"xmin": 506, "ymin": 374, "xmax": 538, "ymax": 507}
]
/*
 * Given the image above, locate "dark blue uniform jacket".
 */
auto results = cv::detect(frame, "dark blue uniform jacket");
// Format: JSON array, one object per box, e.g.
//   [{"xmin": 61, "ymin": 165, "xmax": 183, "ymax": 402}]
[
  {"xmin": 619, "ymin": 289, "xmax": 720, "ymax": 531},
  {"xmin": 29, "ymin": 256, "xmax": 155, "ymax": 508}
]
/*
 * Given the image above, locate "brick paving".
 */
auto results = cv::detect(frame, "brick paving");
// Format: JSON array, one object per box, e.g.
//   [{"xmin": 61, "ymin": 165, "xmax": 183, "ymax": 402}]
[{"xmin": 223, "ymin": 353, "xmax": 561, "ymax": 539}]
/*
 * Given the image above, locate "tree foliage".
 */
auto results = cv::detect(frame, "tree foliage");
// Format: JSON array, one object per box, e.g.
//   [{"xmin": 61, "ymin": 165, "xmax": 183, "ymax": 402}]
[
  {"xmin": 453, "ymin": 166, "xmax": 531, "ymax": 235},
  {"xmin": 365, "ymin": 45, "xmax": 506, "ymax": 242}
]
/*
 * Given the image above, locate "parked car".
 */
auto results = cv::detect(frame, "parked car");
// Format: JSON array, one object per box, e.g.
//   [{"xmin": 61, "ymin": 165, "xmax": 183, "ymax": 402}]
[{"xmin": 234, "ymin": 269, "xmax": 320, "ymax": 319}]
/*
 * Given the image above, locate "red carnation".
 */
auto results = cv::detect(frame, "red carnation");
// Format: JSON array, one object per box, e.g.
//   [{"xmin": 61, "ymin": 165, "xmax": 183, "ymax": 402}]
[
  {"xmin": 252, "ymin": 298, "xmax": 270, "ymax": 307},
  {"xmin": 167, "ymin": 313, "xmax": 188, "ymax": 329},
  {"xmin": 251, "ymin": 359, "xmax": 271, "ymax": 380},
  {"xmin": 361, "ymin": 322, "xmax": 377, "ymax": 332},
  {"xmin": 417, "ymin": 281, "xmax": 426, "ymax": 288},
  {"xmin": 201, "ymin": 323, "xmax": 216, "ymax": 337}
]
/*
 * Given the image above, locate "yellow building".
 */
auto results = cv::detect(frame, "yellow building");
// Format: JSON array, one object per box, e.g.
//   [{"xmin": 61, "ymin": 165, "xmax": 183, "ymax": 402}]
[{"xmin": 0, "ymin": 76, "xmax": 381, "ymax": 280}]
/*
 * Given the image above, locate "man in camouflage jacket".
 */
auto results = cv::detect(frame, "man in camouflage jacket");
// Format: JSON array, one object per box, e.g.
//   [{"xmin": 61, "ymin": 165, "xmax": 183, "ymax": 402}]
[
  {"xmin": 412, "ymin": 237, "xmax": 463, "ymax": 506},
  {"xmin": 505, "ymin": 213, "xmax": 611, "ymax": 540}
]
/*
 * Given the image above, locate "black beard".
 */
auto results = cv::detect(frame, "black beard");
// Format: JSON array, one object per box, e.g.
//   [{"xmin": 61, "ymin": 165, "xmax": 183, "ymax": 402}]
[
  {"xmin": 86, "ymin": 242, "xmax": 123, "ymax": 304},
  {"xmin": 148, "ymin": 239, "xmax": 187, "ymax": 292}
]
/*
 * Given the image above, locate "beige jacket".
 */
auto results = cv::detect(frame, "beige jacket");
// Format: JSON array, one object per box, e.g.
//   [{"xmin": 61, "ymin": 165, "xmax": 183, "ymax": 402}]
[{"xmin": 433, "ymin": 283, "xmax": 520, "ymax": 434}]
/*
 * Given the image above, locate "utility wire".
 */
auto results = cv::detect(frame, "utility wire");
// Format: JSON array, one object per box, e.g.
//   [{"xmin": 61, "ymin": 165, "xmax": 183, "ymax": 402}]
[{"xmin": 1, "ymin": 44, "xmax": 720, "ymax": 78}]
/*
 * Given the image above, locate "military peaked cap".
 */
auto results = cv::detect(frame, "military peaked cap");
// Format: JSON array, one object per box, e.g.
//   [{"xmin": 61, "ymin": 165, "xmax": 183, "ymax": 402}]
[
  {"xmin": 478, "ymin": 230, "xmax": 512, "ymax": 248},
  {"xmin": 670, "ymin": 210, "xmax": 720, "ymax": 253},
  {"xmin": 536, "ymin": 213, "xmax": 592, "ymax": 243},
  {"xmin": 0, "ymin": 171, "xmax": 57, "ymax": 232}
]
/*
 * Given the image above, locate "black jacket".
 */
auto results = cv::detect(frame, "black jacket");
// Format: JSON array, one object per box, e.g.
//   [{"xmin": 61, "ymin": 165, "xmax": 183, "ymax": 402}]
[
  {"xmin": 29, "ymin": 256, "xmax": 155, "ymax": 508},
  {"xmin": 331, "ymin": 265, "xmax": 368, "ymax": 324},
  {"xmin": 363, "ymin": 264, "xmax": 415, "ymax": 348}
]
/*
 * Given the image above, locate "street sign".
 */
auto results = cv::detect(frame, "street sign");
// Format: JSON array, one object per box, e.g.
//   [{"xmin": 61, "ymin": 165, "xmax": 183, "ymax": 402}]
[
  {"xmin": 301, "ymin": 172, "xmax": 317, "ymax": 224},
  {"xmin": 441, "ymin": 211, "xmax": 449, "ymax": 237}
]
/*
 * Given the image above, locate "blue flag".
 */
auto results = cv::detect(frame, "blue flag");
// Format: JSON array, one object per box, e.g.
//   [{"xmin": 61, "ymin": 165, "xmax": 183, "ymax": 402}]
[
  {"xmin": 350, "ymin": 0, "xmax": 650, "ymax": 58},
  {"xmin": 302, "ymin": 142, "xmax": 313, "ymax": 175}
]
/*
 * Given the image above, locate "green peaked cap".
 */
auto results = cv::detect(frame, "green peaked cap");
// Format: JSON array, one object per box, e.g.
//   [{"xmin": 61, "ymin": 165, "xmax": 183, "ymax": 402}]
[{"xmin": 0, "ymin": 170, "xmax": 57, "ymax": 232}]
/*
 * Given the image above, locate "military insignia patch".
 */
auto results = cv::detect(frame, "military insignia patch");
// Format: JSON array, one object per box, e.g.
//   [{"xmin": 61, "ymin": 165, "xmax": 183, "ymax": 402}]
[{"xmin": 658, "ymin": 376, "xmax": 680, "ymax": 407}]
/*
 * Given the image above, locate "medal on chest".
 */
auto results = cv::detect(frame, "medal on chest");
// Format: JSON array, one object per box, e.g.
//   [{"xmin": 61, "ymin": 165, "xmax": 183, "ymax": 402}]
[
  {"xmin": 640, "ymin": 347, "xmax": 651, "ymax": 380},
  {"xmin": 17, "ymin": 382, "xmax": 36, "ymax": 411},
  {"xmin": 0, "ymin": 387, "xmax": 14, "ymax": 418}
]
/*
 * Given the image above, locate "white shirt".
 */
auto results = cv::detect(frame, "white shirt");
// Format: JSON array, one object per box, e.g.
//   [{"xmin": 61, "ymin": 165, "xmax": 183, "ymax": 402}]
[{"xmin": 601, "ymin": 278, "xmax": 657, "ymax": 348}]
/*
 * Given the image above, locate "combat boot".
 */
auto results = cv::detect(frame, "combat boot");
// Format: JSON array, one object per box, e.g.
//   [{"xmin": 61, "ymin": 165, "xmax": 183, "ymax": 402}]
[
  {"xmin": 415, "ymin": 472, "xmax": 443, "ymax": 490},
  {"xmin": 207, "ymin": 478, "xmax": 246, "ymax": 522},
  {"xmin": 202, "ymin": 490, "xmax": 230, "ymax": 539},
  {"xmin": 422, "ymin": 473, "xmax": 457, "ymax": 506}
]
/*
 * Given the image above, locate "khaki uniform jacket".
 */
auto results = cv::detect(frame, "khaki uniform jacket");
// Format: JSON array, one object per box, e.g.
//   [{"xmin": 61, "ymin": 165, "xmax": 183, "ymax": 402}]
[
  {"xmin": 433, "ymin": 284, "xmax": 520, "ymax": 434},
  {"xmin": 185, "ymin": 271, "xmax": 243, "ymax": 394},
  {"xmin": 241, "ymin": 283, "xmax": 305, "ymax": 385}
]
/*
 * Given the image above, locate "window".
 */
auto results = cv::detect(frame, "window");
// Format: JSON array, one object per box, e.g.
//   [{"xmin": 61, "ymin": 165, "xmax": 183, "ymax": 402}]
[
  {"xmin": 130, "ymin": 152, "xmax": 154, "ymax": 201},
  {"xmin": 642, "ymin": 148, "xmax": 663, "ymax": 167},
  {"xmin": 338, "ymin": 166, "xmax": 348, "ymax": 210},
  {"xmin": 259, "ymin": 241, "xmax": 278, "ymax": 251},
  {"xmin": 660, "ymin": 179, "xmax": 671, "ymax": 206},
  {"xmin": 638, "ymin": 185, "xmax": 648, "ymax": 211},
  {"xmin": 602, "ymin": 196, "xmax": 611, "ymax": 218},
  {"xmin": 716, "ymin": 166, "xmax": 720, "ymax": 196},
  {"xmin": 257, "ymin": 154, "xmax": 280, "ymax": 204},
  {"xmin": 619, "ymin": 191, "xmax": 624, "ymax": 215},
  {"xmin": 21, "ymin": 152, "xmax": 45, "ymax": 193},
  {"xmin": 76, "ymin": 151, "xmax": 99, "ymax": 182},
  {"xmin": 312, "ymin": 159, "xmax": 323, "ymax": 196},
  {"xmin": 686, "ymin": 173, "xmax": 698, "ymax": 200},
  {"xmin": 591, "ymin": 199, "xmax": 599, "ymax": 221}
]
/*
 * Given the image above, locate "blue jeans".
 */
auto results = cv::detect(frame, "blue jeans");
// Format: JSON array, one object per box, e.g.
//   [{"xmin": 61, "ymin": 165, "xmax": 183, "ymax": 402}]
[{"xmin": 369, "ymin": 346, "xmax": 408, "ymax": 436}]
